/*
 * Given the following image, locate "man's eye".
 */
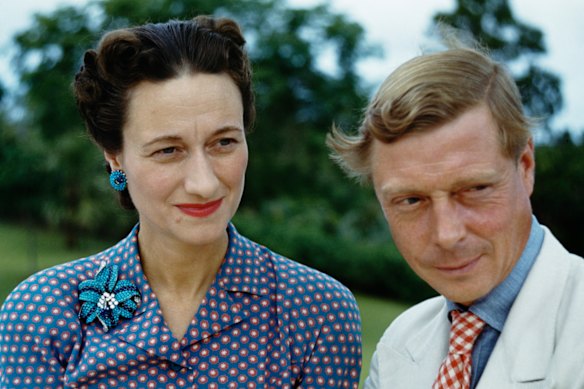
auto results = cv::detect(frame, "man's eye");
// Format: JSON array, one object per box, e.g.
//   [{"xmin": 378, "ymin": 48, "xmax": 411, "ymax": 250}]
[
  {"xmin": 398, "ymin": 197, "xmax": 420, "ymax": 206},
  {"xmin": 465, "ymin": 184, "xmax": 492, "ymax": 194},
  {"xmin": 159, "ymin": 147, "xmax": 176, "ymax": 154}
]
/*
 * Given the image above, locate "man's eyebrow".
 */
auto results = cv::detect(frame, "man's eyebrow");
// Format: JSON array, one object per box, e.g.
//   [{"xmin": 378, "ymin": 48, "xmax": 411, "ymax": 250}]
[{"xmin": 378, "ymin": 170, "xmax": 499, "ymax": 196}]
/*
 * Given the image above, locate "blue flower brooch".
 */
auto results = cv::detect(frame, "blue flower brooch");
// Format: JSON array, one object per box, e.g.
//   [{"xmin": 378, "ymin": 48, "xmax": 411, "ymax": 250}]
[{"xmin": 78, "ymin": 262, "xmax": 141, "ymax": 332}]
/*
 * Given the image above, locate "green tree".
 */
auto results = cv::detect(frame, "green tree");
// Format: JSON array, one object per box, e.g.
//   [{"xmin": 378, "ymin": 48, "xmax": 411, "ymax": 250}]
[
  {"xmin": 3, "ymin": 0, "xmax": 437, "ymax": 302},
  {"xmin": 100, "ymin": 0, "xmax": 375, "ymax": 209},
  {"xmin": 0, "ymin": 80, "xmax": 49, "ymax": 223},
  {"xmin": 6, "ymin": 0, "xmax": 381, "ymax": 250},
  {"xmin": 532, "ymin": 133, "xmax": 584, "ymax": 255},
  {"xmin": 434, "ymin": 0, "xmax": 563, "ymax": 130},
  {"xmin": 6, "ymin": 0, "xmax": 580, "ymax": 301},
  {"xmin": 0, "ymin": 121, "xmax": 48, "ymax": 222},
  {"xmin": 9, "ymin": 5, "xmax": 131, "ymax": 245}
]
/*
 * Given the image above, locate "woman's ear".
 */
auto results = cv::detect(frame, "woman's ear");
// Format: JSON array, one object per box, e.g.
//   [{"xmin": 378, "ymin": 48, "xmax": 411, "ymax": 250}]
[{"xmin": 104, "ymin": 151, "xmax": 123, "ymax": 171}]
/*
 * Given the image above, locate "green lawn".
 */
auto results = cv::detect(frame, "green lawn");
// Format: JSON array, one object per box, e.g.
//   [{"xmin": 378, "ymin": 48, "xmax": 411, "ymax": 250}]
[
  {"xmin": 0, "ymin": 222, "xmax": 408, "ymax": 387},
  {"xmin": 0, "ymin": 223, "xmax": 108, "ymax": 302}
]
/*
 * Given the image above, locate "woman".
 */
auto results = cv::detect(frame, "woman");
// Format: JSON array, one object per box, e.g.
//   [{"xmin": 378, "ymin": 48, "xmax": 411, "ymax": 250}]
[{"xmin": 0, "ymin": 16, "xmax": 362, "ymax": 388}]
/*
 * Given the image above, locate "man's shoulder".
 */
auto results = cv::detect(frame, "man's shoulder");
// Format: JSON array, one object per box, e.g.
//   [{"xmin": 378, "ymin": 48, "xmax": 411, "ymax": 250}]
[
  {"xmin": 540, "ymin": 225, "xmax": 584, "ymax": 262},
  {"xmin": 537, "ymin": 225, "xmax": 584, "ymax": 288},
  {"xmin": 378, "ymin": 295, "xmax": 446, "ymax": 346},
  {"xmin": 542, "ymin": 229, "xmax": 584, "ymax": 314}
]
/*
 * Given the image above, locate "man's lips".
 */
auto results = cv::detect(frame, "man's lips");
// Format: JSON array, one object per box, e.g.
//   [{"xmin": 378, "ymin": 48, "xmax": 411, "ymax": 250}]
[
  {"xmin": 435, "ymin": 255, "xmax": 481, "ymax": 275},
  {"xmin": 176, "ymin": 199, "xmax": 223, "ymax": 218}
]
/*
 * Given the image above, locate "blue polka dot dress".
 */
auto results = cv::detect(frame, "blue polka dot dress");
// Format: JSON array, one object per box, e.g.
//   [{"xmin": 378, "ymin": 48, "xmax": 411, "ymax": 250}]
[{"xmin": 0, "ymin": 223, "xmax": 362, "ymax": 388}]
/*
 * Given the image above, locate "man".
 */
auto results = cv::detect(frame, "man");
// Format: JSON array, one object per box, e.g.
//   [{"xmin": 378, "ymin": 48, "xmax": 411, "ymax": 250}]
[{"xmin": 327, "ymin": 45, "xmax": 584, "ymax": 388}]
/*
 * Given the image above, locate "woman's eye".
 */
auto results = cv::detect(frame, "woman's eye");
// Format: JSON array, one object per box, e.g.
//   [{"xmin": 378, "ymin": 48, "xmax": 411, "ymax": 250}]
[
  {"xmin": 213, "ymin": 138, "xmax": 239, "ymax": 152},
  {"xmin": 151, "ymin": 146, "xmax": 178, "ymax": 158},
  {"xmin": 218, "ymin": 138, "xmax": 235, "ymax": 147}
]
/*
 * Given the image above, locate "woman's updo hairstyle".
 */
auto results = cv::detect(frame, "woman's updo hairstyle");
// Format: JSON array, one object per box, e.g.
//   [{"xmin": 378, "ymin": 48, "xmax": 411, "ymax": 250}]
[{"xmin": 73, "ymin": 15, "xmax": 255, "ymax": 209}]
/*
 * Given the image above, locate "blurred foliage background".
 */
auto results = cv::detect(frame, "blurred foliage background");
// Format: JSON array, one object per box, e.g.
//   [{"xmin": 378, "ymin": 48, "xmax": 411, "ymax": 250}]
[{"xmin": 0, "ymin": 0, "xmax": 582, "ymax": 304}]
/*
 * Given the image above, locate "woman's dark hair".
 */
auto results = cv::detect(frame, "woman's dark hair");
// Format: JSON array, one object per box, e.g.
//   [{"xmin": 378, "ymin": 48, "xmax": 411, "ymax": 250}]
[{"xmin": 73, "ymin": 15, "xmax": 255, "ymax": 209}]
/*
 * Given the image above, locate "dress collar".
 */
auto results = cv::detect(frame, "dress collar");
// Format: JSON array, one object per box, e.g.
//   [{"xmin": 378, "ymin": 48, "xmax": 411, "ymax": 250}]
[
  {"xmin": 102, "ymin": 222, "xmax": 272, "ymax": 316},
  {"xmin": 85, "ymin": 222, "xmax": 275, "ymax": 361},
  {"xmin": 216, "ymin": 223, "xmax": 272, "ymax": 297}
]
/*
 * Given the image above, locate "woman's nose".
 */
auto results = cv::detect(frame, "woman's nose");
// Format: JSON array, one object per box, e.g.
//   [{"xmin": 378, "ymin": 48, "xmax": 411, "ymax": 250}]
[{"xmin": 183, "ymin": 153, "xmax": 220, "ymax": 198}]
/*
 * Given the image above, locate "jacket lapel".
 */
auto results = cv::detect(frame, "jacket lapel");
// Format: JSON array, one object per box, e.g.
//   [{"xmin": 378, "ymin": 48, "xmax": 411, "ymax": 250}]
[
  {"xmin": 478, "ymin": 227, "xmax": 569, "ymax": 386},
  {"xmin": 376, "ymin": 299, "xmax": 451, "ymax": 386},
  {"xmin": 374, "ymin": 227, "xmax": 571, "ymax": 388}
]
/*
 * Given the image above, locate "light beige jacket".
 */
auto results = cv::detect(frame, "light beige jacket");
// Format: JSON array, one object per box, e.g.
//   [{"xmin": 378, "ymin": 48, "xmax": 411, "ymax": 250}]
[{"xmin": 365, "ymin": 226, "xmax": 584, "ymax": 388}]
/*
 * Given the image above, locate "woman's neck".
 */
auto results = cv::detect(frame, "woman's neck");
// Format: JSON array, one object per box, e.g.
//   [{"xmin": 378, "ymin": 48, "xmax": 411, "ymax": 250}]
[
  {"xmin": 137, "ymin": 228, "xmax": 228, "ymax": 297},
  {"xmin": 136, "ymin": 227, "xmax": 229, "ymax": 340}
]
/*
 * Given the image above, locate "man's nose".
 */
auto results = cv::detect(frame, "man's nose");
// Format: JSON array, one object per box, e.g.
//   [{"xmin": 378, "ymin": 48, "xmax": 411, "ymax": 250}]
[{"xmin": 432, "ymin": 198, "xmax": 466, "ymax": 250}]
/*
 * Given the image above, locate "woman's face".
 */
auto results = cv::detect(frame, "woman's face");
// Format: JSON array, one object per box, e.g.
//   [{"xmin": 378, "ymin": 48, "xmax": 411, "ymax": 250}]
[{"xmin": 105, "ymin": 72, "xmax": 248, "ymax": 250}]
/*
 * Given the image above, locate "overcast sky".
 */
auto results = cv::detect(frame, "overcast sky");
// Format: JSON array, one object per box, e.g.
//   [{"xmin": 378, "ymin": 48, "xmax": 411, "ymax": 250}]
[{"xmin": 1, "ymin": 0, "xmax": 582, "ymax": 137}]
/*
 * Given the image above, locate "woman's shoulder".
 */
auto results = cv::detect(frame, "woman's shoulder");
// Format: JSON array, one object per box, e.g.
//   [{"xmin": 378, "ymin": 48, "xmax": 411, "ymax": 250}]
[
  {"xmin": 234, "ymin": 228, "xmax": 355, "ymax": 300},
  {"xmin": 270, "ymin": 251, "xmax": 361, "ymax": 323},
  {"xmin": 236, "ymin": 229, "xmax": 359, "ymax": 315},
  {"xmin": 0, "ymin": 241, "xmax": 121, "ymax": 317},
  {"xmin": 2, "ymin": 228, "xmax": 137, "ymax": 313},
  {"xmin": 238, "ymin": 231, "xmax": 362, "ymax": 374},
  {"xmin": 271, "ymin": 251, "xmax": 356, "ymax": 300},
  {"xmin": 0, "ymin": 248, "xmax": 117, "ymax": 382}
]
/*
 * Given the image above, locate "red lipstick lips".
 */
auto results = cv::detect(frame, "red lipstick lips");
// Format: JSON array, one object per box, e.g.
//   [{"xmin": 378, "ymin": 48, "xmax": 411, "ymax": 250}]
[{"xmin": 177, "ymin": 199, "xmax": 223, "ymax": 218}]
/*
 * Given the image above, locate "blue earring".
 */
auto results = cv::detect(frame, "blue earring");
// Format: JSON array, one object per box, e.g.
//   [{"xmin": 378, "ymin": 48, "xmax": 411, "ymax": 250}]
[{"xmin": 109, "ymin": 170, "xmax": 127, "ymax": 191}]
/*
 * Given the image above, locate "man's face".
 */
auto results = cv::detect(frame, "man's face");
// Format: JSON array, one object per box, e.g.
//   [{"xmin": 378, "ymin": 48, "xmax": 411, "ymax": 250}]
[{"xmin": 370, "ymin": 104, "xmax": 535, "ymax": 305}]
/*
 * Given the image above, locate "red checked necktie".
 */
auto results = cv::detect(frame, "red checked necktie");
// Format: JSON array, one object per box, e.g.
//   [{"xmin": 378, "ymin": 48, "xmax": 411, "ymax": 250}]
[{"xmin": 433, "ymin": 310, "xmax": 486, "ymax": 389}]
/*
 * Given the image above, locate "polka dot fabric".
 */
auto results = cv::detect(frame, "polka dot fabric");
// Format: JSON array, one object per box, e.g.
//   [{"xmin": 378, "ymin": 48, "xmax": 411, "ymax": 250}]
[{"xmin": 0, "ymin": 224, "xmax": 362, "ymax": 388}]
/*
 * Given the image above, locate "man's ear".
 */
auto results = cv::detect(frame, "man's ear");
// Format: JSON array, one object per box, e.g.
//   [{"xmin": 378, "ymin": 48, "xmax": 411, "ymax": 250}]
[
  {"xmin": 519, "ymin": 137, "xmax": 535, "ymax": 197},
  {"xmin": 104, "ymin": 151, "xmax": 122, "ymax": 171}
]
